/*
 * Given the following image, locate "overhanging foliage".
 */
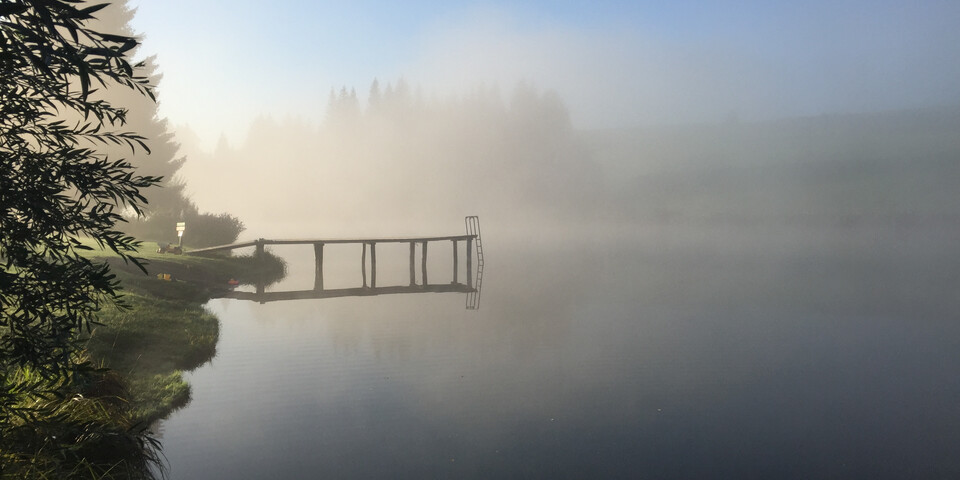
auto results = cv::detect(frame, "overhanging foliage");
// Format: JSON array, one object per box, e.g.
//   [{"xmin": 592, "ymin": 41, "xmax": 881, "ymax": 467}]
[{"xmin": 1, "ymin": 1, "xmax": 162, "ymax": 476}]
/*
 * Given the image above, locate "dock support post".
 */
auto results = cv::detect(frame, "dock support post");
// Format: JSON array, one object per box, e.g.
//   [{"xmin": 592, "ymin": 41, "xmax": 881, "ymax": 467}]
[
  {"xmin": 421, "ymin": 241, "xmax": 428, "ymax": 286},
  {"xmin": 409, "ymin": 242, "xmax": 416, "ymax": 286},
  {"xmin": 370, "ymin": 242, "xmax": 377, "ymax": 288},
  {"xmin": 466, "ymin": 237, "xmax": 473, "ymax": 289},
  {"xmin": 313, "ymin": 242, "xmax": 324, "ymax": 291},
  {"xmin": 452, "ymin": 240, "xmax": 458, "ymax": 284},
  {"xmin": 361, "ymin": 242, "xmax": 367, "ymax": 288},
  {"xmin": 255, "ymin": 238, "xmax": 265, "ymax": 299}
]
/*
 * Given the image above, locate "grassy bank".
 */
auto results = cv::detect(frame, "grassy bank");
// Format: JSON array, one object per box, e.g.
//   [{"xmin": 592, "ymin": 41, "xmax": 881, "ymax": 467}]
[
  {"xmin": 1, "ymin": 240, "xmax": 285, "ymax": 478},
  {"xmin": 82, "ymin": 242, "xmax": 286, "ymax": 425}
]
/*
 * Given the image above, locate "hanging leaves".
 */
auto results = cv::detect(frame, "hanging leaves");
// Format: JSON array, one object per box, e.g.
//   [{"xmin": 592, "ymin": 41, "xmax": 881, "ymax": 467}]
[{"xmin": 1, "ymin": 0, "xmax": 159, "ymax": 397}]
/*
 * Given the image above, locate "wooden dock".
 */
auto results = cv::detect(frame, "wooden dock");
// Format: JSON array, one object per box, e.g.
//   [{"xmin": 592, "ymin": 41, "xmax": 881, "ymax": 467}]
[{"xmin": 187, "ymin": 217, "xmax": 484, "ymax": 308}]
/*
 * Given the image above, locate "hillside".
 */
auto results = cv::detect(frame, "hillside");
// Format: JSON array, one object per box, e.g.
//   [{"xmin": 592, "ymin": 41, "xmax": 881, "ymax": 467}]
[{"xmin": 582, "ymin": 107, "xmax": 960, "ymax": 225}]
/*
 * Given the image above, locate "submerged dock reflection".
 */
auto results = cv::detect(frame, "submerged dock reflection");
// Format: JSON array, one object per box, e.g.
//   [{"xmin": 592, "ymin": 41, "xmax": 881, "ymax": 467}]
[{"xmin": 217, "ymin": 283, "xmax": 478, "ymax": 304}]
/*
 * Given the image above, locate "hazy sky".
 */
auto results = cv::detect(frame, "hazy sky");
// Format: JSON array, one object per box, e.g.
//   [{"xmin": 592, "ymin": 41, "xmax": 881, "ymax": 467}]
[{"xmin": 128, "ymin": 0, "xmax": 960, "ymax": 147}]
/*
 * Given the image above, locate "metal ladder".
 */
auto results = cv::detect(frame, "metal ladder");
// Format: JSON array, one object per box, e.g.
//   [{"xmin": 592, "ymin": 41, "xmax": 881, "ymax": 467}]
[{"xmin": 465, "ymin": 216, "xmax": 484, "ymax": 310}]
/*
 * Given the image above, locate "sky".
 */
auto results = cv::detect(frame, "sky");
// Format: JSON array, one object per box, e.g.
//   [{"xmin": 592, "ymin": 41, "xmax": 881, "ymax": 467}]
[{"xmin": 128, "ymin": 0, "xmax": 960, "ymax": 148}]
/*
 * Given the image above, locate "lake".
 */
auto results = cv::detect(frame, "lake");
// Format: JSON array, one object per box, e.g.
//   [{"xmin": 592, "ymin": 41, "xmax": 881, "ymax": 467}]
[{"xmin": 155, "ymin": 222, "xmax": 960, "ymax": 479}]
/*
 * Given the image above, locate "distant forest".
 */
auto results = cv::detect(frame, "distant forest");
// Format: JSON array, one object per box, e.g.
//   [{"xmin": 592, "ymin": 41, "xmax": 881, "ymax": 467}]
[
  {"xmin": 177, "ymin": 78, "xmax": 960, "ymax": 233},
  {"xmin": 179, "ymin": 80, "xmax": 602, "ymax": 232}
]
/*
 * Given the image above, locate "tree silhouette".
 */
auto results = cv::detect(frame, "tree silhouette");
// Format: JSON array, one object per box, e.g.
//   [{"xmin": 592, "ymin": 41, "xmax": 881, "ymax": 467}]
[
  {"xmin": 1, "ymin": 1, "xmax": 163, "ymax": 476},
  {"xmin": 80, "ymin": 1, "xmax": 247, "ymax": 247},
  {"xmin": 89, "ymin": 1, "xmax": 198, "ymax": 238},
  {"xmin": 368, "ymin": 78, "xmax": 382, "ymax": 114}
]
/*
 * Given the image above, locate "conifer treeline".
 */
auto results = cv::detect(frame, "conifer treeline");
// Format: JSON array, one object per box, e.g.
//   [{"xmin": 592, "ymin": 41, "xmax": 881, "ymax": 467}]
[{"xmin": 181, "ymin": 78, "xmax": 604, "ymax": 232}]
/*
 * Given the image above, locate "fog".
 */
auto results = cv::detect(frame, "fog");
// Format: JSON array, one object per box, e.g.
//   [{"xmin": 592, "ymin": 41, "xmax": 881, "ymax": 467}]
[
  {"xmin": 408, "ymin": 4, "xmax": 960, "ymax": 128},
  {"xmin": 109, "ymin": 4, "xmax": 960, "ymax": 477},
  {"xmin": 171, "ymin": 92, "xmax": 960, "ymax": 243},
  {"xmin": 130, "ymin": 1, "xmax": 960, "ymax": 146},
  {"xmin": 175, "ymin": 82, "xmax": 603, "ymax": 237},
  {"xmin": 121, "ymin": 1, "xmax": 960, "ymax": 240}
]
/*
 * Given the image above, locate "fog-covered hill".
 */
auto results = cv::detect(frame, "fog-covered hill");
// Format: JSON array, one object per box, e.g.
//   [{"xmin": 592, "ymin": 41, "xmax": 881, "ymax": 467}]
[
  {"xmin": 584, "ymin": 107, "xmax": 960, "ymax": 226},
  {"xmin": 176, "ymin": 93, "xmax": 960, "ymax": 234}
]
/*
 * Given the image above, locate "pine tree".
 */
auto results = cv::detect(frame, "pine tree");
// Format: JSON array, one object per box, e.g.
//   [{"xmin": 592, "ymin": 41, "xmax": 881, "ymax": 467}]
[
  {"xmin": 90, "ymin": 1, "xmax": 193, "ymax": 236},
  {"xmin": 88, "ymin": 1, "xmax": 244, "ymax": 246},
  {"xmin": 368, "ymin": 78, "xmax": 382, "ymax": 114},
  {"xmin": 90, "ymin": 4, "xmax": 182, "ymax": 174}
]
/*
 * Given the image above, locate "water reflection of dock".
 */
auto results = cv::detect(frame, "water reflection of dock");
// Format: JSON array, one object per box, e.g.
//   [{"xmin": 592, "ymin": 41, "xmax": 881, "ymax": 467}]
[
  {"xmin": 189, "ymin": 217, "xmax": 484, "ymax": 309},
  {"xmin": 220, "ymin": 283, "xmax": 476, "ymax": 303}
]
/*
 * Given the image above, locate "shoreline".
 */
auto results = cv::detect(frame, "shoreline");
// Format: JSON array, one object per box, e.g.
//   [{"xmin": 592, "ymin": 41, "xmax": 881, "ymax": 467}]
[{"xmin": 85, "ymin": 246, "xmax": 286, "ymax": 426}]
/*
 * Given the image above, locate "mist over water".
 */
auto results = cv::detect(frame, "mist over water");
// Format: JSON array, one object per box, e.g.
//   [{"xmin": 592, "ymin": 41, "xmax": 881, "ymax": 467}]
[
  {"xmin": 159, "ymin": 91, "xmax": 960, "ymax": 474},
  {"xmin": 155, "ymin": 222, "xmax": 960, "ymax": 479},
  {"xmin": 124, "ymin": 2, "xmax": 960, "ymax": 477}
]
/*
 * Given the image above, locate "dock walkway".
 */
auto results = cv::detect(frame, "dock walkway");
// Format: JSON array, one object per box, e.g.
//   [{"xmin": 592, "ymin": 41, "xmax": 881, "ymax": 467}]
[{"xmin": 186, "ymin": 217, "xmax": 484, "ymax": 308}]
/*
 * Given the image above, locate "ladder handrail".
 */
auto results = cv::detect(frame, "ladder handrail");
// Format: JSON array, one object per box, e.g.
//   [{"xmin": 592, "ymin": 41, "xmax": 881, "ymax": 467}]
[{"xmin": 465, "ymin": 216, "xmax": 484, "ymax": 310}]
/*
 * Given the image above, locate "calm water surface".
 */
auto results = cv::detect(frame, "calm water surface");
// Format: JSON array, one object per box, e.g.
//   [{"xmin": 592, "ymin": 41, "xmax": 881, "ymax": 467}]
[{"xmin": 156, "ymin": 225, "xmax": 960, "ymax": 479}]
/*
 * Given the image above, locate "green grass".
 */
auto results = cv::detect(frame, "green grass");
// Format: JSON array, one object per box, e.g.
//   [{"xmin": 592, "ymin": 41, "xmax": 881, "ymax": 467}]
[
  {"xmin": 76, "ymin": 237, "xmax": 286, "ymax": 425},
  {"xmin": 85, "ymin": 290, "xmax": 219, "ymax": 425},
  {"xmin": 1, "ymin": 237, "xmax": 285, "ymax": 478},
  {"xmin": 1, "ymin": 354, "xmax": 165, "ymax": 480}
]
